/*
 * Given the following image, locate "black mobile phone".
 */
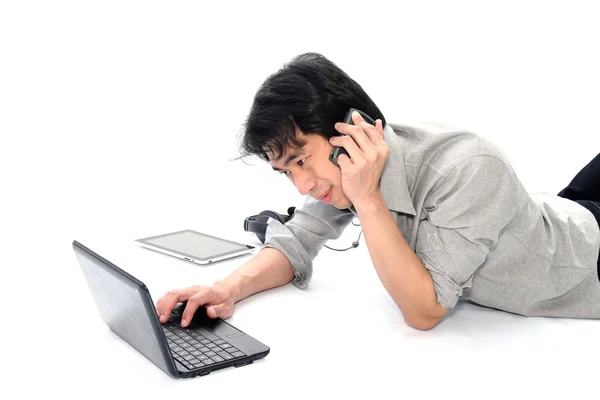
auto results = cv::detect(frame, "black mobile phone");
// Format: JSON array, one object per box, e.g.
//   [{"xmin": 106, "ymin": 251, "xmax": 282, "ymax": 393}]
[{"xmin": 329, "ymin": 107, "xmax": 376, "ymax": 167}]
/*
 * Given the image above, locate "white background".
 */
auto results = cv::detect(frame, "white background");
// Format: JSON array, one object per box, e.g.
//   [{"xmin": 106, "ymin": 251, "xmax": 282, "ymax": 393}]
[{"xmin": 2, "ymin": 1, "xmax": 600, "ymax": 399}]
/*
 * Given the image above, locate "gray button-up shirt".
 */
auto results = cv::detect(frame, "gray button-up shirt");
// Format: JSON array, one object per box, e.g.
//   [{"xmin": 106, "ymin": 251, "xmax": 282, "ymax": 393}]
[{"xmin": 263, "ymin": 122, "xmax": 600, "ymax": 318}]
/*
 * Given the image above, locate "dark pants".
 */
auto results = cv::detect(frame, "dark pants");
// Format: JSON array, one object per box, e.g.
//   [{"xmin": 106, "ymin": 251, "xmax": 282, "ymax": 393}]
[{"xmin": 556, "ymin": 153, "xmax": 600, "ymax": 280}]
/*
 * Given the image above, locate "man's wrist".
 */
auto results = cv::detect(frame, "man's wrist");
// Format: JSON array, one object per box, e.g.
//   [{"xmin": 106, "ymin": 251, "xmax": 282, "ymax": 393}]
[
  {"xmin": 213, "ymin": 276, "xmax": 244, "ymax": 303},
  {"xmin": 352, "ymin": 191, "xmax": 387, "ymax": 216}
]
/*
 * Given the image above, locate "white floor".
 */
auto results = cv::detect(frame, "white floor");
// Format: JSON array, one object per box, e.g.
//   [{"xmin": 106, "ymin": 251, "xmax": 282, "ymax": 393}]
[{"xmin": 3, "ymin": 2, "xmax": 600, "ymax": 399}]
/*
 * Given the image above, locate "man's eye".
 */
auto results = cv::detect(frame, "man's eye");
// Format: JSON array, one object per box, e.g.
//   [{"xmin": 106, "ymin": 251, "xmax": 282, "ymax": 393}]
[
  {"xmin": 297, "ymin": 158, "xmax": 306, "ymax": 166},
  {"xmin": 280, "ymin": 170, "xmax": 290, "ymax": 176}
]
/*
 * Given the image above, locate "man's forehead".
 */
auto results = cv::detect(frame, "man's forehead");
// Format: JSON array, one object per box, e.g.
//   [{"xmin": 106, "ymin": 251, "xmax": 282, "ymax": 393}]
[
  {"xmin": 267, "ymin": 144, "xmax": 305, "ymax": 168},
  {"xmin": 265, "ymin": 142, "xmax": 299, "ymax": 159},
  {"xmin": 265, "ymin": 127, "xmax": 307, "ymax": 163}
]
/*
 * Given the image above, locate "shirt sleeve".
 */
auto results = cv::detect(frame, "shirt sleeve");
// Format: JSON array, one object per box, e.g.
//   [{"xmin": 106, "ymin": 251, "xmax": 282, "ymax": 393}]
[
  {"xmin": 417, "ymin": 154, "xmax": 523, "ymax": 308},
  {"xmin": 263, "ymin": 196, "xmax": 355, "ymax": 289}
]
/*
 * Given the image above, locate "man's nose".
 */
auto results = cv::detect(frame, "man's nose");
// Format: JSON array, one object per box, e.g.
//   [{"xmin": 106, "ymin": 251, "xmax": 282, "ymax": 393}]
[{"xmin": 294, "ymin": 170, "xmax": 316, "ymax": 196}]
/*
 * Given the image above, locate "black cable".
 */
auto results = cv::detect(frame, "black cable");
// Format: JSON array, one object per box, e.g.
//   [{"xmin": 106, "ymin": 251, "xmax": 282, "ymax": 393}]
[{"xmin": 324, "ymin": 218, "xmax": 362, "ymax": 252}]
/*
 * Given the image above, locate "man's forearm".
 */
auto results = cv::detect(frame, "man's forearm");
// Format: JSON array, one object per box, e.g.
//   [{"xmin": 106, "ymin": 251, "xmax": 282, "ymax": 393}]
[
  {"xmin": 354, "ymin": 192, "xmax": 448, "ymax": 330},
  {"xmin": 214, "ymin": 247, "xmax": 295, "ymax": 303}
]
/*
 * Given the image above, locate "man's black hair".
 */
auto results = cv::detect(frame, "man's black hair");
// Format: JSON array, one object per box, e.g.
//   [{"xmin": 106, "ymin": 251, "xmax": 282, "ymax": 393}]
[{"xmin": 239, "ymin": 52, "xmax": 387, "ymax": 161}]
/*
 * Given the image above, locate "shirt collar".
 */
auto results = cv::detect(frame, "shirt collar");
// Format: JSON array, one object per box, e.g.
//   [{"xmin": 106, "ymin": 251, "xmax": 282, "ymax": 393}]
[{"xmin": 378, "ymin": 124, "xmax": 416, "ymax": 216}]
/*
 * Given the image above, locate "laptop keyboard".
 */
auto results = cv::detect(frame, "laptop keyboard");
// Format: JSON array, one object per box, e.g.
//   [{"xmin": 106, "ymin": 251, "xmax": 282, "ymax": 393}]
[{"xmin": 163, "ymin": 317, "xmax": 246, "ymax": 370}]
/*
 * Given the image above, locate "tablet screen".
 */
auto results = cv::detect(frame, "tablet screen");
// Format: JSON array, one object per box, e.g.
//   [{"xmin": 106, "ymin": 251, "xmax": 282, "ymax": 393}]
[{"xmin": 136, "ymin": 230, "xmax": 252, "ymax": 261}]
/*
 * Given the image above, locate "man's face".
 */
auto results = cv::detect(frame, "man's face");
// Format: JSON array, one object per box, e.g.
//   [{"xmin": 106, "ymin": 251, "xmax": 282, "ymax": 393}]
[{"xmin": 268, "ymin": 131, "xmax": 352, "ymax": 209}]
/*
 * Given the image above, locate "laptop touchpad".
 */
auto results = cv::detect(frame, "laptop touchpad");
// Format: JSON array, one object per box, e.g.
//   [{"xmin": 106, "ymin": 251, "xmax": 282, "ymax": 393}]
[{"xmin": 204, "ymin": 318, "xmax": 245, "ymax": 338}]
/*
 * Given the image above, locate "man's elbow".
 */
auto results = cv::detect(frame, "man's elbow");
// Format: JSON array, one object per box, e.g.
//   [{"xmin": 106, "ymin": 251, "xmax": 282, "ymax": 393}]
[
  {"xmin": 404, "ymin": 315, "xmax": 444, "ymax": 331},
  {"xmin": 403, "ymin": 306, "xmax": 449, "ymax": 331}
]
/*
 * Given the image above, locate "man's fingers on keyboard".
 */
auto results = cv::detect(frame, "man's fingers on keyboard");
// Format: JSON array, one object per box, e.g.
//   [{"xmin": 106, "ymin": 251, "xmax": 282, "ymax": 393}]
[
  {"xmin": 181, "ymin": 292, "xmax": 211, "ymax": 327},
  {"xmin": 180, "ymin": 304, "xmax": 200, "ymax": 327},
  {"xmin": 155, "ymin": 297, "xmax": 167, "ymax": 321},
  {"xmin": 158, "ymin": 289, "xmax": 189, "ymax": 323}
]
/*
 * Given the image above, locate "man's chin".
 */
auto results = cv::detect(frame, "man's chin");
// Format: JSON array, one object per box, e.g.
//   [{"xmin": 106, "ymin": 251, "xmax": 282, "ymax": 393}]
[{"xmin": 332, "ymin": 198, "xmax": 352, "ymax": 210}]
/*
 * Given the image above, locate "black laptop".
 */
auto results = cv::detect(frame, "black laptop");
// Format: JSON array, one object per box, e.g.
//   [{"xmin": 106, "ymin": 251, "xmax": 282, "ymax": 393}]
[{"xmin": 72, "ymin": 240, "xmax": 270, "ymax": 378}]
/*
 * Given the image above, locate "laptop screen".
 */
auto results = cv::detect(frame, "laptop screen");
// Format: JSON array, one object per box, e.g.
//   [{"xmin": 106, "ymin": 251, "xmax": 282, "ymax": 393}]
[{"xmin": 74, "ymin": 243, "xmax": 177, "ymax": 377}]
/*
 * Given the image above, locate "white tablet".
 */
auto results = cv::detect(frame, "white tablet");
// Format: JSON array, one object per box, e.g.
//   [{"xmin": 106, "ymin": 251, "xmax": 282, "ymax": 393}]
[{"xmin": 135, "ymin": 230, "xmax": 255, "ymax": 264}]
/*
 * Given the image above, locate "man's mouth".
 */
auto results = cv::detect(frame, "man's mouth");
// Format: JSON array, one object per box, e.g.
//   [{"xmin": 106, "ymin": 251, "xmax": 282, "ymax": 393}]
[{"xmin": 319, "ymin": 189, "xmax": 332, "ymax": 205}]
